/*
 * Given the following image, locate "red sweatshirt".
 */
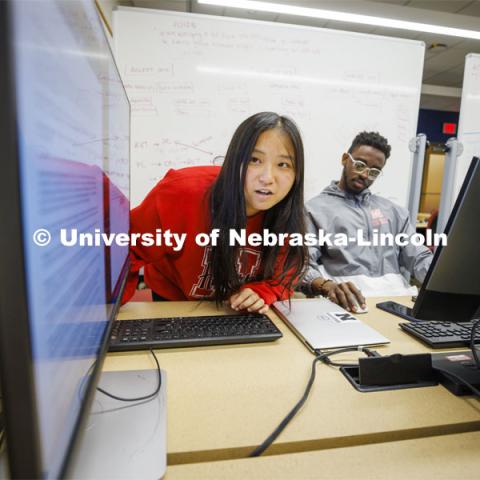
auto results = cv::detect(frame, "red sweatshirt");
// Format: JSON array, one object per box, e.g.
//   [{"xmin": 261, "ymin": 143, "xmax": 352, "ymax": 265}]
[{"xmin": 122, "ymin": 166, "xmax": 292, "ymax": 305}]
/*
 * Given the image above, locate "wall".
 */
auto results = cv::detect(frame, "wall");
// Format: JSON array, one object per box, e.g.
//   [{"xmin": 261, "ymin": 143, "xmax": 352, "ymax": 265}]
[{"xmin": 417, "ymin": 108, "xmax": 460, "ymax": 145}]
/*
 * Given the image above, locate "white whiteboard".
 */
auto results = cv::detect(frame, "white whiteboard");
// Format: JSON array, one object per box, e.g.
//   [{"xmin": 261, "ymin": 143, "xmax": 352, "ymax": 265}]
[
  {"xmin": 113, "ymin": 7, "xmax": 424, "ymax": 208},
  {"xmin": 454, "ymin": 54, "xmax": 480, "ymax": 199}
]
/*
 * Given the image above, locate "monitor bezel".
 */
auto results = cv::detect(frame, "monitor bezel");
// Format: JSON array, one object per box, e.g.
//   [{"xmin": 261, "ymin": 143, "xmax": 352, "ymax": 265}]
[
  {"xmin": 0, "ymin": 3, "xmax": 43, "ymax": 476},
  {"xmin": 0, "ymin": 1, "xmax": 131, "ymax": 477}
]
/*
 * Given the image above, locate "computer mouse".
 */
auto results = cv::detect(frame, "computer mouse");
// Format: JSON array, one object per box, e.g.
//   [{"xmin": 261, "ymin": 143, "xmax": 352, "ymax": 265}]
[{"xmin": 350, "ymin": 300, "xmax": 368, "ymax": 314}]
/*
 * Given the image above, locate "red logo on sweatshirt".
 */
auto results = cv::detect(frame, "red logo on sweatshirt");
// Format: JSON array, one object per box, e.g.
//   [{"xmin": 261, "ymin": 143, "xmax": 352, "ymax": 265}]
[
  {"xmin": 190, "ymin": 247, "xmax": 215, "ymax": 298},
  {"xmin": 236, "ymin": 248, "xmax": 261, "ymax": 280},
  {"xmin": 190, "ymin": 247, "xmax": 262, "ymax": 298},
  {"xmin": 371, "ymin": 208, "xmax": 388, "ymax": 226}
]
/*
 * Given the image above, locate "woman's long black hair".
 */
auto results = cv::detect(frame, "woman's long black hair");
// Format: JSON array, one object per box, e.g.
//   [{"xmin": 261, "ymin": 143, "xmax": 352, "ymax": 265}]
[{"xmin": 209, "ymin": 112, "xmax": 307, "ymax": 304}]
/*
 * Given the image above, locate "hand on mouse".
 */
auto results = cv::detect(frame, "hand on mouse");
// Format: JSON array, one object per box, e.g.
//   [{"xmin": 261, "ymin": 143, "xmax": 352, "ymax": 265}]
[{"xmin": 313, "ymin": 278, "xmax": 366, "ymax": 313}]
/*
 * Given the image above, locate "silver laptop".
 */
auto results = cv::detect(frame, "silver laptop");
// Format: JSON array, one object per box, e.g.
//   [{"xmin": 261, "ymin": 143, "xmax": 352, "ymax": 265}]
[
  {"xmin": 273, "ymin": 298, "xmax": 389, "ymax": 351},
  {"xmin": 68, "ymin": 369, "xmax": 167, "ymax": 479}
]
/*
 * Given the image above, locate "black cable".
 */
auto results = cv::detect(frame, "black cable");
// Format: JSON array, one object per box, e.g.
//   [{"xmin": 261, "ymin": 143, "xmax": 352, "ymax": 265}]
[
  {"xmin": 249, "ymin": 346, "xmax": 370, "ymax": 457},
  {"xmin": 317, "ymin": 347, "xmax": 376, "ymax": 368},
  {"xmin": 319, "ymin": 347, "xmax": 377, "ymax": 367},
  {"xmin": 434, "ymin": 366, "xmax": 480, "ymax": 398},
  {"xmin": 318, "ymin": 356, "xmax": 357, "ymax": 368},
  {"xmin": 470, "ymin": 319, "xmax": 480, "ymax": 369},
  {"xmin": 249, "ymin": 354, "xmax": 322, "ymax": 457},
  {"xmin": 96, "ymin": 349, "xmax": 162, "ymax": 402}
]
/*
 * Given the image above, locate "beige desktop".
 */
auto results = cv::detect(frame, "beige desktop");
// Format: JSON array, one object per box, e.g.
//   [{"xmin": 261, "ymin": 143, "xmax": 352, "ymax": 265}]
[{"xmin": 102, "ymin": 297, "xmax": 480, "ymax": 479}]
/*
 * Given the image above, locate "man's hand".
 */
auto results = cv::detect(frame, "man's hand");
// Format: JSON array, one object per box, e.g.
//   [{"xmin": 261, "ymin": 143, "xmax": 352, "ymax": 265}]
[
  {"xmin": 312, "ymin": 278, "xmax": 366, "ymax": 313},
  {"xmin": 229, "ymin": 288, "xmax": 269, "ymax": 314}
]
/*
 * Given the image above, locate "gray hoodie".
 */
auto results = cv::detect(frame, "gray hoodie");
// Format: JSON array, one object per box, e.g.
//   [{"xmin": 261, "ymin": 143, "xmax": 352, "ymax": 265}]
[{"xmin": 301, "ymin": 181, "xmax": 433, "ymax": 297}]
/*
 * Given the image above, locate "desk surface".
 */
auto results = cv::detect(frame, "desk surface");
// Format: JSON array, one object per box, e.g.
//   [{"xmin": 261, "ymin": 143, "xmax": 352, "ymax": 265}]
[
  {"xmin": 165, "ymin": 431, "xmax": 480, "ymax": 480},
  {"xmin": 104, "ymin": 297, "xmax": 480, "ymax": 465}
]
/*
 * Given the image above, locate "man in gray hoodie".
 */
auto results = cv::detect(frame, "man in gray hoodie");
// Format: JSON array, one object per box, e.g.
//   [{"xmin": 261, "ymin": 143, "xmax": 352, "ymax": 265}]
[{"xmin": 301, "ymin": 131, "xmax": 433, "ymax": 312}]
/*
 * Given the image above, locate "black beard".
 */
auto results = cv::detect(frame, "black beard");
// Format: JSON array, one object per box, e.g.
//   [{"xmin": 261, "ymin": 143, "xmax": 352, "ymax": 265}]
[{"xmin": 342, "ymin": 168, "xmax": 367, "ymax": 195}]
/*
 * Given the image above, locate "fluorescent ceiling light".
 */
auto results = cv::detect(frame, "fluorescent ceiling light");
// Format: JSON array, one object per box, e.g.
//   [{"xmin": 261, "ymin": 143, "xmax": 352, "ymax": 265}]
[{"xmin": 198, "ymin": 0, "xmax": 480, "ymax": 40}]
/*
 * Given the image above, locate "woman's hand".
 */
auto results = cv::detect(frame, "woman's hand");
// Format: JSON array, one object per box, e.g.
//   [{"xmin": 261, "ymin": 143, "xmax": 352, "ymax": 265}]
[{"xmin": 229, "ymin": 288, "xmax": 269, "ymax": 314}]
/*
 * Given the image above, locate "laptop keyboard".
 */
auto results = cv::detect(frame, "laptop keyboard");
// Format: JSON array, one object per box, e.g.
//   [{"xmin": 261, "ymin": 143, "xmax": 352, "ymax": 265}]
[
  {"xmin": 108, "ymin": 313, "xmax": 282, "ymax": 351},
  {"xmin": 400, "ymin": 320, "xmax": 480, "ymax": 348}
]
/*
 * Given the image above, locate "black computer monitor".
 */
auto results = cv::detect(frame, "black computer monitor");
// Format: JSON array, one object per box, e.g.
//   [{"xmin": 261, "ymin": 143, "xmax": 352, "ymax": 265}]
[
  {"xmin": 0, "ymin": 1, "xmax": 130, "ymax": 478},
  {"xmin": 378, "ymin": 156, "xmax": 480, "ymax": 323}
]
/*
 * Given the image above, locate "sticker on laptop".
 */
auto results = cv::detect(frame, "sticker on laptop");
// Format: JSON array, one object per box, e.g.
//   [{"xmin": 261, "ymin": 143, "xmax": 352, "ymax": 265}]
[{"xmin": 327, "ymin": 312, "xmax": 359, "ymax": 323}]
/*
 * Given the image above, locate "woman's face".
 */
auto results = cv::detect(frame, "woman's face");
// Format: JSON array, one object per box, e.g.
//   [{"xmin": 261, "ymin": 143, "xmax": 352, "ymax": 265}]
[{"xmin": 244, "ymin": 128, "xmax": 296, "ymax": 217}]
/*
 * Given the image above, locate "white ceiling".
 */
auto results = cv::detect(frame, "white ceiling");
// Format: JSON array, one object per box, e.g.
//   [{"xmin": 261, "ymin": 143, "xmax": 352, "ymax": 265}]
[{"xmin": 119, "ymin": 0, "xmax": 480, "ymax": 111}]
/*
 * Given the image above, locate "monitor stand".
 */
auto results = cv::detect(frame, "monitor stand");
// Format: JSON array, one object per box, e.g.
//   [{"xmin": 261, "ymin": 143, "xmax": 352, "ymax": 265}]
[{"xmin": 67, "ymin": 369, "xmax": 167, "ymax": 479}]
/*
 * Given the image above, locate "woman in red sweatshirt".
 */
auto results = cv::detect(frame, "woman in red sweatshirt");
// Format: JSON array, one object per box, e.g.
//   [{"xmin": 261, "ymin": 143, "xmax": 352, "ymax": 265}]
[{"xmin": 123, "ymin": 112, "xmax": 307, "ymax": 314}]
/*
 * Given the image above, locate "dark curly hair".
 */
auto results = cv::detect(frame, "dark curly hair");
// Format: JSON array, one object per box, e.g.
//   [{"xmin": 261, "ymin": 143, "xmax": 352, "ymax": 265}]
[{"xmin": 348, "ymin": 131, "xmax": 391, "ymax": 160}]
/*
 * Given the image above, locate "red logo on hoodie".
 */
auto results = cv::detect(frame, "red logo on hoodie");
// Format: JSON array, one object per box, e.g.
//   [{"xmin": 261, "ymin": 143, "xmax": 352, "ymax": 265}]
[
  {"xmin": 190, "ymin": 247, "xmax": 262, "ymax": 298},
  {"xmin": 371, "ymin": 208, "xmax": 388, "ymax": 226}
]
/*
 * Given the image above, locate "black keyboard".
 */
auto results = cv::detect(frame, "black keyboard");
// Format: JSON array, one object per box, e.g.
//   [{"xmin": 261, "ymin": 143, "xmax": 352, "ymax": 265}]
[
  {"xmin": 108, "ymin": 313, "xmax": 282, "ymax": 351},
  {"xmin": 400, "ymin": 321, "xmax": 480, "ymax": 348}
]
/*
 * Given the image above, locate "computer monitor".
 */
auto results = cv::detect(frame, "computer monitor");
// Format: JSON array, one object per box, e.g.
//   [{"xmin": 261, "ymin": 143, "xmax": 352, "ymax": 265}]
[
  {"xmin": 0, "ymin": 1, "xmax": 130, "ymax": 478},
  {"xmin": 378, "ymin": 156, "xmax": 480, "ymax": 323}
]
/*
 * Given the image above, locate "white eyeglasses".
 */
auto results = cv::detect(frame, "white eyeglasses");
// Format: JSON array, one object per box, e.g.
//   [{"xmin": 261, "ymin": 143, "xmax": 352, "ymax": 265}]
[{"xmin": 347, "ymin": 153, "xmax": 382, "ymax": 180}]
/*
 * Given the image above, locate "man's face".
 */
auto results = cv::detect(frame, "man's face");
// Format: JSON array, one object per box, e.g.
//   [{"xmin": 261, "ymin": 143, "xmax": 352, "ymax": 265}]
[{"xmin": 339, "ymin": 145, "xmax": 386, "ymax": 194}]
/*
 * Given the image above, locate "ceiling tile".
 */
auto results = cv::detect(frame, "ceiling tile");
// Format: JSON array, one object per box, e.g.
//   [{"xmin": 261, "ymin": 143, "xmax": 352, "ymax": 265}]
[
  {"xmin": 322, "ymin": 20, "xmax": 377, "ymax": 34},
  {"xmin": 406, "ymin": 1, "xmax": 472, "ymax": 13},
  {"xmin": 449, "ymin": 0, "xmax": 480, "ymax": 16},
  {"xmin": 191, "ymin": 2, "xmax": 225, "ymax": 15},
  {"xmin": 412, "ymin": 31, "xmax": 465, "ymax": 50},
  {"xmin": 420, "ymin": 93, "xmax": 461, "ymax": 111},
  {"xmin": 452, "ymin": 37, "xmax": 480, "ymax": 51},
  {"xmin": 132, "ymin": 0, "xmax": 189, "ymax": 11},
  {"xmin": 424, "ymin": 66, "xmax": 465, "ymax": 87},
  {"xmin": 369, "ymin": 0, "xmax": 410, "ymax": 5},
  {"xmin": 368, "ymin": 25, "xmax": 425, "ymax": 40},
  {"xmin": 423, "ymin": 61, "xmax": 463, "ymax": 79},
  {"xmin": 222, "ymin": 6, "xmax": 277, "ymax": 22},
  {"xmin": 425, "ymin": 45, "xmax": 475, "ymax": 68},
  {"xmin": 275, "ymin": 13, "xmax": 329, "ymax": 28}
]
